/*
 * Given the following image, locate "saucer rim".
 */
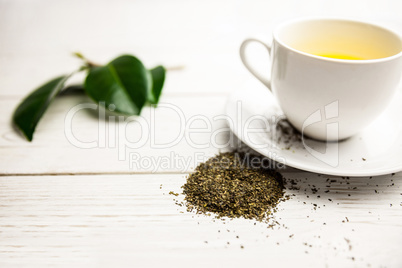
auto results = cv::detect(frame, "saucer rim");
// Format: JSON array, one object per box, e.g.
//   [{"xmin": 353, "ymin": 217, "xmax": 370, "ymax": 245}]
[{"xmin": 225, "ymin": 86, "xmax": 402, "ymax": 177}]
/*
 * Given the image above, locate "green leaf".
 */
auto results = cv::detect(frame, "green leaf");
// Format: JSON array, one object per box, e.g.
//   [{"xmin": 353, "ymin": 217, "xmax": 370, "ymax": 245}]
[
  {"xmin": 84, "ymin": 55, "xmax": 150, "ymax": 115},
  {"xmin": 13, "ymin": 75, "xmax": 70, "ymax": 141},
  {"xmin": 148, "ymin": 65, "xmax": 166, "ymax": 104}
]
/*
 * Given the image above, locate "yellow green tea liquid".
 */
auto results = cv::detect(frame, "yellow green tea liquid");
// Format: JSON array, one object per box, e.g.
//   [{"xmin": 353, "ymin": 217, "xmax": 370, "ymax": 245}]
[{"xmin": 316, "ymin": 53, "xmax": 365, "ymax": 60}]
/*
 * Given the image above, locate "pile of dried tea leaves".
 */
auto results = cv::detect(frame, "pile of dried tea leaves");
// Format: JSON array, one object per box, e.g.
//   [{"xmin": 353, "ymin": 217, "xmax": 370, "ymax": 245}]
[{"xmin": 182, "ymin": 152, "xmax": 286, "ymax": 223}]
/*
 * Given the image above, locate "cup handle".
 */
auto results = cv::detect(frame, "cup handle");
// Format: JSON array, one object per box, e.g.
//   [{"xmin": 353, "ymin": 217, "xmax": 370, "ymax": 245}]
[{"xmin": 239, "ymin": 38, "xmax": 272, "ymax": 91}]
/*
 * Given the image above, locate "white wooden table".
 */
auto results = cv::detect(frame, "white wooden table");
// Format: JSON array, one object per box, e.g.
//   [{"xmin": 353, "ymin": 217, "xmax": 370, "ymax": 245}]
[{"xmin": 1, "ymin": 0, "xmax": 402, "ymax": 267}]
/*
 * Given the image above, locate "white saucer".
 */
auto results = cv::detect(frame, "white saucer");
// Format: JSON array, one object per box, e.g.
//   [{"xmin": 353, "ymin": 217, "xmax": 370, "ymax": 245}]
[{"xmin": 225, "ymin": 80, "xmax": 402, "ymax": 176}]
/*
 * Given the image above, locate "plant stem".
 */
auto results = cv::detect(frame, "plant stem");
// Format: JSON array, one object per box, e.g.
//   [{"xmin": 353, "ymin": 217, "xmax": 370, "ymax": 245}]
[
  {"xmin": 73, "ymin": 52, "xmax": 101, "ymax": 69},
  {"xmin": 165, "ymin": 65, "xmax": 185, "ymax": 71}
]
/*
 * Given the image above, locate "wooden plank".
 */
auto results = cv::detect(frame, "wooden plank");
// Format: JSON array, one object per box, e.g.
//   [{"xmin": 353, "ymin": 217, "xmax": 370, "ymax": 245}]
[
  {"xmin": 2, "ymin": 0, "xmax": 400, "ymax": 98},
  {"xmin": 0, "ymin": 0, "xmax": 250, "ymax": 97},
  {"xmin": 0, "ymin": 95, "xmax": 233, "ymax": 174},
  {"xmin": 0, "ymin": 173, "xmax": 401, "ymax": 267},
  {"xmin": 1, "ymin": 1, "xmax": 402, "ymax": 267}
]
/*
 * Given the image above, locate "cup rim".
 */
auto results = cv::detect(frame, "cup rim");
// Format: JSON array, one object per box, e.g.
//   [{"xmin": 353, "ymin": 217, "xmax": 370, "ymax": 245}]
[{"xmin": 272, "ymin": 17, "xmax": 402, "ymax": 64}]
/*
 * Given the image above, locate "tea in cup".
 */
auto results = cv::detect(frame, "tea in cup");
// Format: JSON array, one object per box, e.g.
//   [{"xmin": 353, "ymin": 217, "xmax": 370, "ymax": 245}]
[{"xmin": 240, "ymin": 18, "xmax": 402, "ymax": 141}]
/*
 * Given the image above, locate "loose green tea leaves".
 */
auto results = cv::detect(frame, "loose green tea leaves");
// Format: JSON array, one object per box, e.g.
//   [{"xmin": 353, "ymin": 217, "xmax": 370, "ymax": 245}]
[
  {"xmin": 84, "ymin": 55, "xmax": 150, "ymax": 115},
  {"xmin": 12, "ymin": 74, "xmax": 71, "ymax": 141},
  {"xmin": 182, "ymin": 152, "xmax": 286, "ymax": 223}
]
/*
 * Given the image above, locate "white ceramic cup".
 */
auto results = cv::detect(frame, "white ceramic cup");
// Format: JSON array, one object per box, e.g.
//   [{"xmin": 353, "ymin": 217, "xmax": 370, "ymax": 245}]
[{"xmin": 240, "ymin": 18, "xmax": 402, "ymax": 141}]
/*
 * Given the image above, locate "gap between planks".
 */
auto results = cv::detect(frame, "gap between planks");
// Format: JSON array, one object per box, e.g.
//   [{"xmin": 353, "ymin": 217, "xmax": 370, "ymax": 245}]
[{"xmin": 0, "ymin": 171, "xmax": 192, "ymax": 177}]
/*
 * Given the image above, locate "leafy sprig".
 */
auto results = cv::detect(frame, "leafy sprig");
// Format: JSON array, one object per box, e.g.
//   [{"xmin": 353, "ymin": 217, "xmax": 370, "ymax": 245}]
[{"xmin": 12, "ymin": 54, "xmax": 166, "ymax": 141}]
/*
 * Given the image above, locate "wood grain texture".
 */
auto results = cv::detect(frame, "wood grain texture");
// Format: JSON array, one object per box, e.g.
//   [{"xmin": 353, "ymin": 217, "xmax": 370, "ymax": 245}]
[
  {"xmin": 0, "ymin": 95, "xmax": 230, "ymax": 174},
  {"xmin": 1, "ymin": 0, "xmax": 401, "ymax": 98},
  {"xmin": 0, "ymin": 173, "xmax": 401, "ymax": 267},
  {"xmin": 1, "ymin": 0, "xmax": 402, "ymax": 267}
]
